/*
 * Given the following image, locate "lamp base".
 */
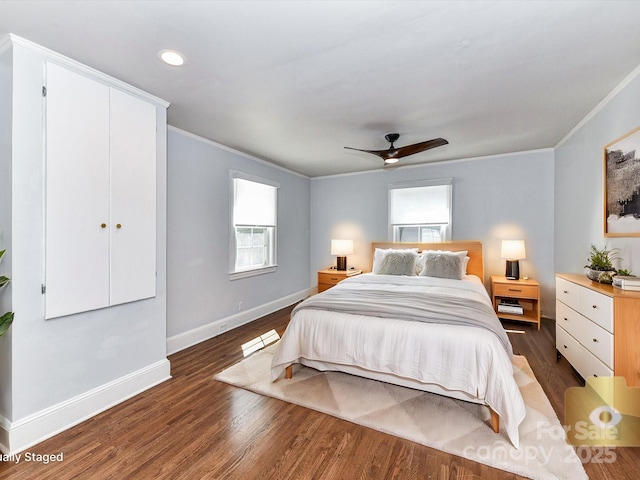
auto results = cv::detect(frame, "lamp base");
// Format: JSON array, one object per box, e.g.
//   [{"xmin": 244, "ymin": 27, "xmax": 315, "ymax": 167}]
[
  {"xmin": 336, "ymin": 256, "xmax": 347, "ymax": 271},
  {"xmin": 505, "ymin": 260, "xmax": 520, "ymax": 280}
]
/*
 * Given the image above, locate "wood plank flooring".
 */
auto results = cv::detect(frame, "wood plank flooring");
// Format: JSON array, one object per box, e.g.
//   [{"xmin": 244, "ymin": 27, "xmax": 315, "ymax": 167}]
[{"xmin": 1, "ymin": 307, "xmax": 638, "ymax": 479}]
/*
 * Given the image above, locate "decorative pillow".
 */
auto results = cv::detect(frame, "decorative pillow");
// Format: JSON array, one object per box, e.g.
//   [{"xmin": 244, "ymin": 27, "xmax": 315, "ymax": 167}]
[
  {"xmin": 420, "ymin": 250, "xmax": 467, "ymax": 279},
  {"xmin": 377, "ymin": 250, "xmax": 419, "ymax": 276},
  {"xmin": 417, "ymin": 250, "xmax": 468, "ymax": 277},
  {"xmin": 373, "ymin": 248, "xmax": 418, "ymax": 274}
]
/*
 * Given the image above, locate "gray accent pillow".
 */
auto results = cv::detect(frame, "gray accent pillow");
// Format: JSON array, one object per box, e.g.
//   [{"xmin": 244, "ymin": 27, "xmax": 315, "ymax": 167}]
[
  {"xmin": 373, "ymin": 248, "xmax": 418, "ymax": 274},
  {"xmin": 377, "ymin": 250, "xmax": 418, "ymax": 276},
  {"xmin": 421, "ymin": 251, "xmax": 463, "ymax": 280}
]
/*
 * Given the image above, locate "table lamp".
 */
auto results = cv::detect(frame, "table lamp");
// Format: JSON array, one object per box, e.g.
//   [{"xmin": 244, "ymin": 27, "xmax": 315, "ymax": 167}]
[
  {"xmin": 501, "ymin": 240, "xmax": 526, "ymax": 280},
  {"xmin": 331, "ymin": 239, "xmax": 353, "ymax": 271}
]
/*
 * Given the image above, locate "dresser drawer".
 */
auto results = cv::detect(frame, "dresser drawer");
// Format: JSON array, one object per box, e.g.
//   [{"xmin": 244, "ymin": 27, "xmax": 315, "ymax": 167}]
[
  {"xmin": 556, "ymin": 325, "xmax": 582, "ymax": 371},
  {"xmin": 557, "ymin": 325, "xmax": 613, "ymax": 379},
  {"xmin": 556, "ymin": 277, "xmax": 580, "ymax": 311},
  {"xmin": 493, "ymin": 282, "xmax": 538, "ymax": 299},
  {"xmin": 580, "ymin": 348, "xmax": 614, "ymax": 378},
  {"xmin": 577, "ymin": 288, "xmax": 613, "ymax": 333},
  {"xmin": 556, "ymin": 300, "xmax": 582, "ymax": 340},
  {"xmin": 575, "ymin": 317, "xmax": 614, "ymax": 369}
]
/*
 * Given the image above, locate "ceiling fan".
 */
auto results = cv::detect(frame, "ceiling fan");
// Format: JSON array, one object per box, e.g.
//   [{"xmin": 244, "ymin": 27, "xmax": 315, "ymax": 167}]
[{"xmin": 344, "ymin": 133, "xmax": 448, "ymax": 165}]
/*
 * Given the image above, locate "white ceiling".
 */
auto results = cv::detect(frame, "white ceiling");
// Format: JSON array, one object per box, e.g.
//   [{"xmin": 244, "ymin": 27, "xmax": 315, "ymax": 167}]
[{"xmin": 2, "ymin": 1, "xmax": 640, "ymax": 177}]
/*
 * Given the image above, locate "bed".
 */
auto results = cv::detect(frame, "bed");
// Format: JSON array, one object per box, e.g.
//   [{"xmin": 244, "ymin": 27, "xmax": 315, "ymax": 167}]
[{"xmin": 270, "ymin": 241, "xmax": 526, "ymax": 448}]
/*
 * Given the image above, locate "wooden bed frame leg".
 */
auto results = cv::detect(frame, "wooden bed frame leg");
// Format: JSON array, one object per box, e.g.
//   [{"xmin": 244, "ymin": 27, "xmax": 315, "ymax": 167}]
[
  {"xmin": 285, "ymin": 365, "xmax": 293, "ymax": 380},
  {"xmin": 490, "ymin": 407, "xmax": 499, "ymax": 433}
]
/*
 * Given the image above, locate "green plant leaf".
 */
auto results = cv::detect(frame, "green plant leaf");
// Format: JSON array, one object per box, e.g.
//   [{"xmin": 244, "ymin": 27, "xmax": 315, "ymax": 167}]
[
  {"xmin": 586, "ymin": 244, "xmax": 620, "ymax": 271},
  {"xmin": 0, "ymin": 276, "xmax": 9, "ymax": 288},
  {"xmin": 0, "ymin": 311, "xmax": 14, "ymax": 337}
]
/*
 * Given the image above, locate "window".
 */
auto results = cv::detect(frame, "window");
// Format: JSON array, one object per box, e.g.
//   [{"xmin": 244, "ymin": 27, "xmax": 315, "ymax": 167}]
[
  {"xmin": 230, "ymin": 172, "xmax": 278, "ymax": 279},
  {"xmin": 388, "ymin": 179, "xmax": 452, "ymax": 242}
]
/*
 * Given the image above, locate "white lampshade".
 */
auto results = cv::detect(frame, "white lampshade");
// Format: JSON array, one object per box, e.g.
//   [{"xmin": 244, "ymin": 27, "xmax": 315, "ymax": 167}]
[
  {"xmin": 331, "ymin": 239, "xmax": 354, "ymax": 256},
  {"xmin": 501, "ymin": 240, "xmax": 526, "ymax": 260}
]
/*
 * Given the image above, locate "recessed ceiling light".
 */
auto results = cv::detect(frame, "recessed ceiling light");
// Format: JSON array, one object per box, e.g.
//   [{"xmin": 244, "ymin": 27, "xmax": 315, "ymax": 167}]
[{"xmin": 159, "ymin": 49, "xmax": 185, "ymax": 66}]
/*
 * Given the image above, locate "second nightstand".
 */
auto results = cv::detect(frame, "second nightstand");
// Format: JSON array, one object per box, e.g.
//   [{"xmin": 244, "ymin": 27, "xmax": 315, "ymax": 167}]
[
  {"xmin": 490, "ymin": 275, "xmax": 541, "ymax": 330},
  {"xmin": 317, "ymin": 269, "xmax": 362, "ymax": 293}
]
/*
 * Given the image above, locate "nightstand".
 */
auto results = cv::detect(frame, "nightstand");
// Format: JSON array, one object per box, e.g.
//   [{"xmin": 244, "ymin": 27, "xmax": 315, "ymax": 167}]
[
  {"xmin": 490, "ymin": 275, "xmax": 541, "ymax": 330},
  {"xmin": 317, "ymin": 269, "xmax": 362, "ymax": 292}
]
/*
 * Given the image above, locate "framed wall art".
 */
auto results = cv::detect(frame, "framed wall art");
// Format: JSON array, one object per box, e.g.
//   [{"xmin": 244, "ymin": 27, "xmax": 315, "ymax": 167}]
[{"xmin": 604, "ymin": 126, "xmax": 640, "ymax": 237}]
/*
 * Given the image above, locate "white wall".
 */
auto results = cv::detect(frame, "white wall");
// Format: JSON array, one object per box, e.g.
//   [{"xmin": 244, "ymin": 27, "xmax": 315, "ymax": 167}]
[
  {"xmin": 0, "ymin": 41, "xmax": 13, "ymax": 424},
  {"xmin": 310, "ymin": 149, "xmax": 556, "ymax": 316},
  {"xmin": 0, "ymin": 40, "xmax": 170, "ymax": 453},
  {"xmin": 555, "ymin": 68, "xmax": 640, "ymax": 275},
  {"xmin": 166, "ymin": 128, "xmax": 311, "ymax": 348}
]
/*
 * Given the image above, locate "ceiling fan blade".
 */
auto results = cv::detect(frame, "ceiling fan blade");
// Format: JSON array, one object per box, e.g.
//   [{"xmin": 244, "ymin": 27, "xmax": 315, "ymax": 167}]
[
  {"xmin": 344, "ymin": 146, "xmax": 399, "ymax": 161},
  {"xmin": 393, "ymin": 138, "xmax": 449, "ymax": 158}
]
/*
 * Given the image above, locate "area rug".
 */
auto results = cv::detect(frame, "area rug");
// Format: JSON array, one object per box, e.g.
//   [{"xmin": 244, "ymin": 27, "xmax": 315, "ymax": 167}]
[{"xmin": 214, "ymin": 344, "xmax": 587, "ymax": 480}]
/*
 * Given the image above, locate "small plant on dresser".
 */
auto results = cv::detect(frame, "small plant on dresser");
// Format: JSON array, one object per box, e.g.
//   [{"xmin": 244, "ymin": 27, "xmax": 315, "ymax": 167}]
[{"xmin": 584, "ymin": 244, "xmax": 619, "ymax": 283}]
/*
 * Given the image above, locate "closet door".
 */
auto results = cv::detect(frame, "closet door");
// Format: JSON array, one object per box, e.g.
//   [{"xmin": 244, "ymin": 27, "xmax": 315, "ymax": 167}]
[
  {"xmin": 109, "ymin": 89, "xmax": 157, "ymax": 305},
  {"xmin": 45, "ymin": 63, "xmax": 111, "ymax": 319}
]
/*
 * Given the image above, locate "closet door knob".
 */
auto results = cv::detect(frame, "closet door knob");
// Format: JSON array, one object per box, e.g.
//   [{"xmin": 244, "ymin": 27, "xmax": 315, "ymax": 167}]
[
  {"xmin": 101, "ymin": 223, "xmax": 107, "ymax": 228},
  {"xmin": 116, "ymin": 224, "xmax": 122, "ymax": 229}
]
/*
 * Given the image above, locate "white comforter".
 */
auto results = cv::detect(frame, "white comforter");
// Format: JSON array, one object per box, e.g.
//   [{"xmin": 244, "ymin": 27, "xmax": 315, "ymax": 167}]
[{"xmin": 271, "ymin": 273, "xmax": 526, "ymax": 447}]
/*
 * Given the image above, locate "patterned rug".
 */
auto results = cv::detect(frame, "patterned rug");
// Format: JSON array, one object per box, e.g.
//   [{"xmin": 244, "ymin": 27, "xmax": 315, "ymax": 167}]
[{"xmin": 214, "ymin": 343, "xmax": 587, "ymax": 480}]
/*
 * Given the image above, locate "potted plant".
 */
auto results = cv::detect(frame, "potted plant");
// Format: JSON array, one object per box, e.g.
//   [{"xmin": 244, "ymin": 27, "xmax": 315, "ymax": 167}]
[
  {"xmin": 0, "ymin": 248, "xmax": 13, "ymax": 337},
  {"xmin": 585, "ymin": 244, "xmax": 619, "ymax": 284}
]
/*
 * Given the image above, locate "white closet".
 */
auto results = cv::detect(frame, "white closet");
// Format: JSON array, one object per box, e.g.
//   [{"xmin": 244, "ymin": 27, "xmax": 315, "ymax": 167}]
[{"xmin": 45, "ymin": 62, "xmax": 157, "ymax": 319}]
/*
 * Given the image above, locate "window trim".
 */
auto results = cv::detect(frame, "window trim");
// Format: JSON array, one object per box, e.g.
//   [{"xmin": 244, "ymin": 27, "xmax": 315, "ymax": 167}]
[
  {"xmin": 229, "ymin": 171, "xmax": 279, "ymax": 280},
  {"xmin": 388, "ymin": 178, "xmax": 453, "ymax": 242}
]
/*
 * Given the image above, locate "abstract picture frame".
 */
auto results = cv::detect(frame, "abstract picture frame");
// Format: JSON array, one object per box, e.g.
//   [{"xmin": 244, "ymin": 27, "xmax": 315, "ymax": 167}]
[{"xmin": 604, "ymin": 126, "xmax": 640, "ymax": 237}]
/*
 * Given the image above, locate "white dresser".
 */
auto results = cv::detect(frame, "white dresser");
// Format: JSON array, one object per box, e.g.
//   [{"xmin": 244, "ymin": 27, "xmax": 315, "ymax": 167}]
[{"xmin": 556, "ymin": 273, "xmax": 640, "ymax": 387}]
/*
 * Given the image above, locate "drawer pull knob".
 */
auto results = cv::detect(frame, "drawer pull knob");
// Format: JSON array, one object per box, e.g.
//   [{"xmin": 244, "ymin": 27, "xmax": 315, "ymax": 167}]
[
  {"xmin": 594, "ymin": 374, "xmax": 598, "ymax": 377},
  {"xmin": 508, "ymin": 288, "xmax": 522, "ymax": 292},
  {"xmin": 592, "ymin": 305, "xmax": 597, "ymax": 309},
  {"xmin": 593, "ymin": 338, "xmax": 598, "ymax": 343},
  {"xmin": 563, "ymin": 344, "xmax": 567, "ymax": 349},
  {"xmin": 563, "ymin": 317, "xmax": 568, "ymax": 321},
  {"xmin": 563, "ymin": 290, "xmax": 568, "ymax": 294}
]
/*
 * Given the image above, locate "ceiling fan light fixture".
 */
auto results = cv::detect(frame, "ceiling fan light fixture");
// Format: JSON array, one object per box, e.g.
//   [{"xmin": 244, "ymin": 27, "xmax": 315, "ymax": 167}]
[
  {"xmin": 159, "ymin": 49, "xmax": 185, "ymax": 66},
  {"xmin": 384, "ymin": 158, "xmax": 399, "ymax": 164}
]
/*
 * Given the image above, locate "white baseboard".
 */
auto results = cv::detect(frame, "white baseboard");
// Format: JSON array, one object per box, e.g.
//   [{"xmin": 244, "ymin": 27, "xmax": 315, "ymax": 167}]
[
  {"xmin": 166, "ymin": 288, "xmax": 312, "ymax": 355},
  {"xmin": 0, "ymin": 359, "xmax": 171, "ymax": 455}
]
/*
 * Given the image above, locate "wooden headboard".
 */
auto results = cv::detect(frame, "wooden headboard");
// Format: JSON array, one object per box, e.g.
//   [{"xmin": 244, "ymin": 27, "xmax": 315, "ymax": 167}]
[{"xmin": 371, "ymin": 241, "xmax": 484, "ymax": 281}]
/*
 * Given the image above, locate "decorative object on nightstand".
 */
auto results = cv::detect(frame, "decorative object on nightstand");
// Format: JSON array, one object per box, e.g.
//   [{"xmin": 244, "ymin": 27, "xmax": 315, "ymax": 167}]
[
  {"xmin": 501, "ymin": 240, "xmax": 526, "ymax": 280},
  {"xmin": 490, "ymin": 275, "xmax": 540, "ymax": 330},
  {"xmin": 331, "ymin": 239, "xmax": 354, "ymax": 271},
  {"xmin": 317, "ymin": 268, "xmax": 361, "ymax": 293}
]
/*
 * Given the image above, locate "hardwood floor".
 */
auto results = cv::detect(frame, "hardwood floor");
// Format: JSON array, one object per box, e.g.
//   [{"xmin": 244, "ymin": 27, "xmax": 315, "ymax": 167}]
[{"xmin": 1, "ymin": 308, "xmax": 638, "ymax": 479}]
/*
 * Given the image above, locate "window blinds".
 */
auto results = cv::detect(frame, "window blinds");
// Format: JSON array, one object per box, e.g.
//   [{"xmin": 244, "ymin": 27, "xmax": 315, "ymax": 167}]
[
  {"xmin": 233, "ymin": 178, "xmax": 277, "ymax": 226},
  {"xmin": 389, "ymin": 182, "xmax": 451, "ymax": 225}
]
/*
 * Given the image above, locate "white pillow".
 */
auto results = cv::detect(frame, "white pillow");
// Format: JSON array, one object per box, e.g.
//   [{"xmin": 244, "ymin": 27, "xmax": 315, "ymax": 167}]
[
  {"xmin": 419, "ymin": 250, "xmax": 468, "ymax": 279},
  {"xmin": 377, "ymin": 250, "xmax": 419, "ymax": 276},
  {"xmin": 373, "ymin": 248, "xmax": 419, "ymax": 274}
]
